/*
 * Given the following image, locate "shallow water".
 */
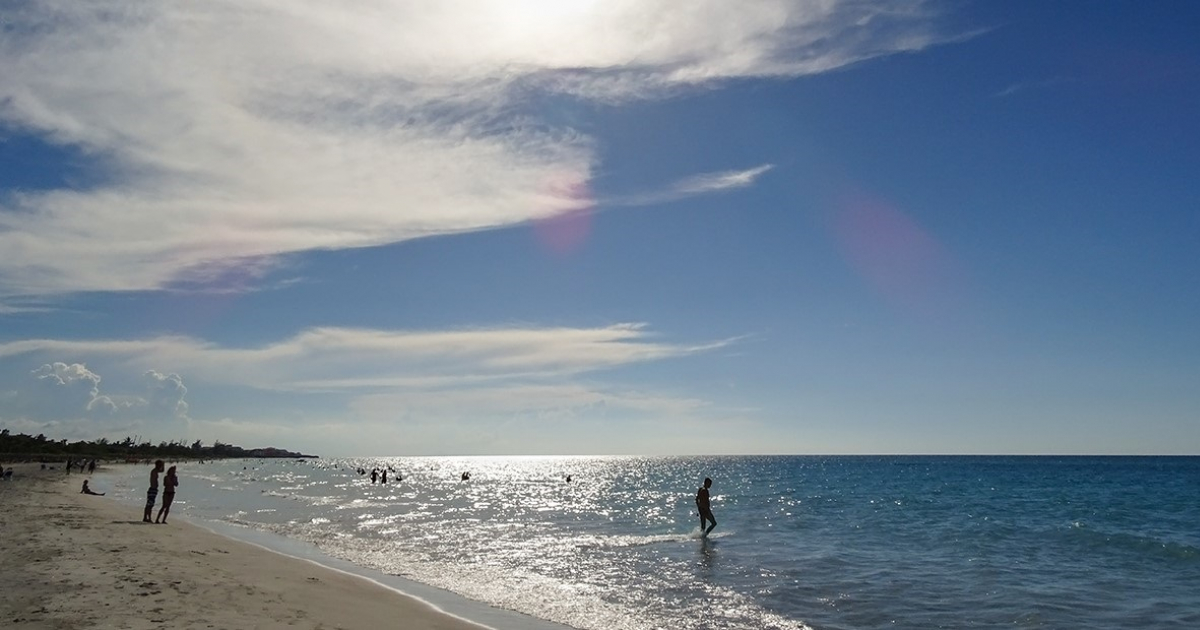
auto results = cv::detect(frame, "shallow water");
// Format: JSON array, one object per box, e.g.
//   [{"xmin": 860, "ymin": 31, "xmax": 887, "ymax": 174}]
[{"xmin": 98, "ymin": 456, "xmax": 1200, "ymax": 630}]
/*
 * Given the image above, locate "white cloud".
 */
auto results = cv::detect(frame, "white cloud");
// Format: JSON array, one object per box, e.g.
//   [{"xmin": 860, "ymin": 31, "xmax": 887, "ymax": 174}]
[
  {"xmin": 0, "ymin": 323, "xmax": 739, "ymax": 453},
  {"xmin": 0, "ymin": 362, "xmax": 190, "ymax": 438},
  {"xmin": 351, "ymin": 383, "xmax": 710, "ymax": 419},
  {"xmin": 674, "ymin": 165, "xmax": 776, "ymax": 194},
  {"xmin": 0, "ymin": 301, "xmax": 53, "ymax": 315},
  {"xmin": 28, "ymin": 362, "xmax": 108, "ymax": 417},
  {"xmin": 0, "ymin": 0, "xmax": 954, "ymax": 296},
  {"xmin": 143, "ymin": 370, "xmax": 190, "ymax": 421},
  {"xmin": 0, "ymin": 323, "xmax": 728, "ymax": 392},
  {"xmin": 993, "ymin": 76, "xmax": 1079, "ymax": 98},
  {"xmin": 611, "ymin": 164, "xmax": 776, "ymax": 206}
]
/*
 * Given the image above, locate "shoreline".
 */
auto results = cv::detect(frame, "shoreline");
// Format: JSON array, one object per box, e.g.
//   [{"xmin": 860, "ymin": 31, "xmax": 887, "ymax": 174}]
[{"xmin": 0, "ymin": 463, "xmax": 569, "ymax": 630}]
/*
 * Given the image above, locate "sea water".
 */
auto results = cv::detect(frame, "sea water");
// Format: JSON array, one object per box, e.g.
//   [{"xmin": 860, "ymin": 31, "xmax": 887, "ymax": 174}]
[{"xmin": 96, "ymin": 456, "xmax": 1200, "ymax": 630}]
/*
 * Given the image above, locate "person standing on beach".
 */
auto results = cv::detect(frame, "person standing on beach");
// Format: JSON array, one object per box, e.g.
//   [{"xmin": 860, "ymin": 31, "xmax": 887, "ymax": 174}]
[
  {"xmin": 696, "ymin": 477, "xmax": 717, "ymax": 537},
  {"xmin": 155, "ymin": 466, "xmax": 179, "ymax": 524},
  {"xmin": 143, "ymin": 460, "xmax": 165, "ymax": 522}
]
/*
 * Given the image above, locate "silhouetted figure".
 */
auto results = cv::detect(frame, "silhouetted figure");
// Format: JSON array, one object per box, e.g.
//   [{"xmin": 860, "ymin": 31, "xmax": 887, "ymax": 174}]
[
  {"xmin": 155, "ymin": 466, "xmax": 179, "ymax": 524},
  {"xmin": 381, "ymin": 469, "xmax": 388, "ymax": 484},
  {"xmin": 81, "ymin": 480, "xmax": 105, "ymax": 496},
  {"xmin": 461, "ymin": 471, "xmax": 470, "ymax": 481},
  {"xmin": 371, "ymin": 469, "xmax": 379, "ymax": 484},
  {"xmin": 696, "ymin": 477, "xmax": 717, "ymax": 537},
  {"xmin": 143, "ymin": 460, "xmax": 165, "ymax": 523},
  {"xmin": 88, "ymin": 460, "xmax": 96, "ymax": 474},
  {"xmin": 566, "ymin": 475, "xmax": 572, "ymax": 483}
]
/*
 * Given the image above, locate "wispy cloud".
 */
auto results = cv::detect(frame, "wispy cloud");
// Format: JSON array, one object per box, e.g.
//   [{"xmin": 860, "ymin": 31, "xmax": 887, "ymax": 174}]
[
  {"xmin": 0, "ymin": 0, "xmax": 957, "ymax": 297},
  {"xmin": 0, "ymin": 323, "xmax": 739, "ymax": 451},
  {"xmin": 674, "ymin": 165, "xmax": 776, "ymax": 194},
  {"xmin": 0, "ymin": 302, "xmax": 53, "ymax": 315},
  {"xmin": 610, "ymin": 165, "xmax": 776, "ymax": 207},
  {"xmin": 993, "ymin": 76, "xmax": 1080, "ymax": 98},
  {"xmin": 0, "ymin": 323, "xmax": 732, "ymax": 392}
]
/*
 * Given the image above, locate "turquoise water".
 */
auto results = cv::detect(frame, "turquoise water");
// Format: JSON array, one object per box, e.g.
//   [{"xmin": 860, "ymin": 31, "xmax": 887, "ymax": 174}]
[{"xmin": 98, "ymin": 456, "xmax": 1200, "ymax": 629}]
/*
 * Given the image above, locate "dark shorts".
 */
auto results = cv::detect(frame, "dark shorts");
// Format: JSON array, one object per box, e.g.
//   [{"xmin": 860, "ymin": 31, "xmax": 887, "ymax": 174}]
[
  {"xmin": 699, "ymin": 507, "xmax": 715, "ymax": 522},
  {"xmin": 146, "ymin": 487, "xmax": 158, "ymax": 508}
]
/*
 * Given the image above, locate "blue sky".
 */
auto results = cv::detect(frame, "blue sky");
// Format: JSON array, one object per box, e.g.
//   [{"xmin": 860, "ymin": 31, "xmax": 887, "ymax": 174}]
[{"xmin": 1, "ymin": 1, "xmax": 1197, "ymax": 456}]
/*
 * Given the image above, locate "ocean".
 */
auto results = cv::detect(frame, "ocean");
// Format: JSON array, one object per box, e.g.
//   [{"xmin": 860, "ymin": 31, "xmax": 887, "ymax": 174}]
[{"xmin": 95, "ymin": 455, "xmax": 1200, "ymax": 630}]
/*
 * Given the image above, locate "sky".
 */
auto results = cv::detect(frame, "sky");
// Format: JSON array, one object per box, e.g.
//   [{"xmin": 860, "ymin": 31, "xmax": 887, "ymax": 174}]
[{"xmin": 1, "ymin": 1, "xmax": 1197, "ymax": 456}]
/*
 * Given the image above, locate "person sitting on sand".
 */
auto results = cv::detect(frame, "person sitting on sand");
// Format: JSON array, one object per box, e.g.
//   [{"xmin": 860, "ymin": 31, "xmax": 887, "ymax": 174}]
[
  {"xmin": 155, "ymin": 465, "xmax": 179, "ymax": 524},
  {"xmin": 143, "ymin": 460, "xmax": 165, "ymax": 523},
  {"xmin": 81, "ymin": 480, "xmax": 105, "ymax": 495}
]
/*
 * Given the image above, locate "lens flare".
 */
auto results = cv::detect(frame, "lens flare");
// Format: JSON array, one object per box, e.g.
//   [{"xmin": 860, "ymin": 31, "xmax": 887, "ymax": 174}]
[
  {"xmin": 831, "ymin": 190, "xmax": 965, "ymax": 319},
  {"xmin": 533, "ymin": 173, "xmax": 594, "ymax": 256}
]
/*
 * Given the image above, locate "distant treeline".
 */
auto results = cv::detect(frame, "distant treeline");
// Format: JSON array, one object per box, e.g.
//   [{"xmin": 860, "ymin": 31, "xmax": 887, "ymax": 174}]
[{"xmin": 0, "ymin": 429, "xmax": 315, "ymax": 461}]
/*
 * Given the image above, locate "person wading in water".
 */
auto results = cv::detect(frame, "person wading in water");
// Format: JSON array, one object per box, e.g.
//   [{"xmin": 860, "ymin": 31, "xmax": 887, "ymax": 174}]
[{"xmin": 696, "ymin": 477, "xmax": 716, "ymax": 537}]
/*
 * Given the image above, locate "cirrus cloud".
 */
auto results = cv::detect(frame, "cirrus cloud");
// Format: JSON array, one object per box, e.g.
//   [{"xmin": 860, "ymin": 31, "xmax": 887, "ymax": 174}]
[
  {"xmin": 0, "ymin": 323, "xmax": 741, "ymax": 452},
  {"xmin": 0, "ymin": 0, "xmax": 958, "ymax": 297},
  {"xmin": 0, "ymin": 323, "xmax": 733, "ymax": 392}
]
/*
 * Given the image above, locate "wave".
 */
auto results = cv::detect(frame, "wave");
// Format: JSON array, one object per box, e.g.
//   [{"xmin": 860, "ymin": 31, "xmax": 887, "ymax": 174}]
[
  {"xmin": 573, "ymin": 529, "xmax": 731, "ymax": 549},
  {"xmin": 258, "ymin": 489, "xmax": 346, "ymax": 507},
  {"xmin": 1066, "ymin": 523, "xmax": 1199, "ymax": 560}
]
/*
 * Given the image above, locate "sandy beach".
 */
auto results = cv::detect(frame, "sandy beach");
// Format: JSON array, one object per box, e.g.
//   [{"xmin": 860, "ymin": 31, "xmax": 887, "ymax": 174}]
[{"xmin": 0, "ymin": 463, "xmax": 483, "ymax": 630}]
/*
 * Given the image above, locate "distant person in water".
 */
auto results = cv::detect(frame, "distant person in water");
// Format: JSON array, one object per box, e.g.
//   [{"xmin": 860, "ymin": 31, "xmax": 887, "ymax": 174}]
[
  {"xmin": 81, "ymin": 480, "xmax": 105, "ymax": 495},
  {"xmin": 155, "ymin": 466, "xmax": 179, "ymax": 524},
  {"xmin": 143, "ymin": 460, "xmax": 165, "ymax": 522},
  {"xmin": 696, "ymin": 477, "xmax": 716, "ymax": 537},
  {"xmin": 371, "ymin": 469, "xmax": 378, "ymax": 484}
]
